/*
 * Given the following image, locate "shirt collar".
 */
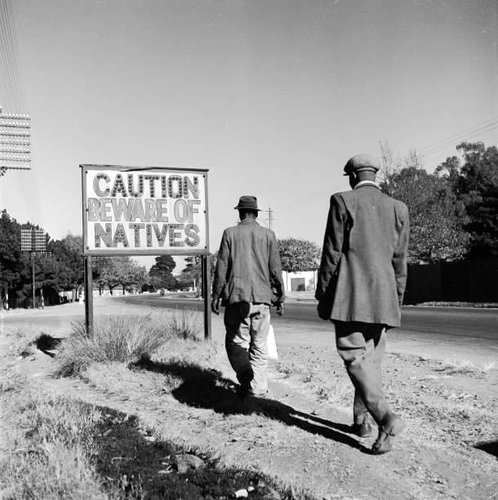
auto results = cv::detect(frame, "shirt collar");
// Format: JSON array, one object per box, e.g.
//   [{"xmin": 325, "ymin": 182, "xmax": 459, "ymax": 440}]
[{"xmin": 354, "ymin": 180, "xmax": 380, "ymax": 190}]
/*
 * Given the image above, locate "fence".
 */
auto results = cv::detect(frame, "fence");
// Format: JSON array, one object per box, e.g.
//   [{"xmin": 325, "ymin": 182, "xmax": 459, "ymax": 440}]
[
  {"xmin": 4, "ymin": 288, "xmax": 78, "ymax": 310},
  {"xmin": 404, "ymin": 259, "xmax": 498, "ymax": 304}
]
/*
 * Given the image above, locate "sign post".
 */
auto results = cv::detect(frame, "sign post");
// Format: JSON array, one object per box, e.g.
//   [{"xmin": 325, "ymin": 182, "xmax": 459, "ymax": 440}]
[
  {"xmin": 21, "ymin": 228, "xmax": 47, "ymax": 308},
  {"xmin": 81, "ymin": 165, "xmax": 210, "ymax": 338},
  {"xmin": 31, "ymin": 253, "xmax": 35, "ymax": 308},
  {"xmin": 84, "ymin": 255, "xmax": 94, "ymax": 335},
  {"xmin": 201, "ymin": 254, "xmax": 212, "ymax": 340}
]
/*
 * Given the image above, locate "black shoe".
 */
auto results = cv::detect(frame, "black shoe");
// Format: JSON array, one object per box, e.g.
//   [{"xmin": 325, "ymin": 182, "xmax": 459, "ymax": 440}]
[
  {"xmin": 352, "ymin": 422, "xmax": 374, "ymax": 438},
  {"xmin": 371, "ymin": 415, "xmax": 405, "ymax": 454},
  {"xmin": 236, "ymin": 384, "xmax": 250, "ymax": 400},
  {"xmin": 236, "ymin": 370, "xmax": 253, "ymax": 400}
]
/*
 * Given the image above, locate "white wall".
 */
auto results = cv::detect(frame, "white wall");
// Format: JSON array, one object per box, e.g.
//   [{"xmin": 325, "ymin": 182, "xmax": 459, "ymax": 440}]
[{"xmin": 282, "ymin": 270, "xmax": 317, "ymax": 292}]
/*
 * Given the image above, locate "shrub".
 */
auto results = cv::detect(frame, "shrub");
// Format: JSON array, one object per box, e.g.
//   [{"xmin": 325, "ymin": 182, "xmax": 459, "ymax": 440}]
[{"xmin": 56, "ymin": 315, "xmax": 177, "ymax": 377}]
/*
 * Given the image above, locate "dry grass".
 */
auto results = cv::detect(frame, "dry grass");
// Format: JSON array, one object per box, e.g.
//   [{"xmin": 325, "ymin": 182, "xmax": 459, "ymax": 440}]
[
  {"xmin": 0, "ymin": 373, "xmax": 105, "ymax": 499},
  {"xmin": 55, "ymin": 311, "xmax": 202, "ymax": 377},
  {"xmin": 276, "ymin": 355, "xmax": 350, "ymax": 406},
  {"xmin": 166, "ymin": 307, "xmax": 202, "ymax": 341},
  {"xmin": 438, "ymin": 358, "xmax": 496, "ymax": 376}
]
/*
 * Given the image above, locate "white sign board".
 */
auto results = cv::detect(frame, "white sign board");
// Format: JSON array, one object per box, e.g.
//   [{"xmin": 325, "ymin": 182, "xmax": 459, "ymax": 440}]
[{"xmin": 81, "ymin": 165, "xmax": 209, "ymax": 255}]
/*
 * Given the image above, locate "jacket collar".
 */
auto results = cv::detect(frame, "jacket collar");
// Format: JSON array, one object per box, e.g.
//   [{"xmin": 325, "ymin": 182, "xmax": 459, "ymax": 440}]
[{"xmin": 354, "ymin": 180, "xmax": 380, "ymax": 190}]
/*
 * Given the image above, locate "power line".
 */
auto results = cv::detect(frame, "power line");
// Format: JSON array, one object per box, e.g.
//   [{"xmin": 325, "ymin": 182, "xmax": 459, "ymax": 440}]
[
  {"xmin": 273, "ymin": 119, "xmax": 498, "ymax": 212},
  {"xmin": 0, "ymin": 0, "xmax": 27, "ymax": 112},
  {"xmin": 421, "ymin": 119, "xmax": 498, "ymax": 157},
  {"xmin": 275, "ymin": 125, "xmax": 497, "ymax": 211}
]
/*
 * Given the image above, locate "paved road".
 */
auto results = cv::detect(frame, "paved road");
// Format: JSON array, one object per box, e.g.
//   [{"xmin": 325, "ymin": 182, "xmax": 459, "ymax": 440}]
[{"xmin": 117, "ymin": 294, "xmax": 498, "ymax": 339}]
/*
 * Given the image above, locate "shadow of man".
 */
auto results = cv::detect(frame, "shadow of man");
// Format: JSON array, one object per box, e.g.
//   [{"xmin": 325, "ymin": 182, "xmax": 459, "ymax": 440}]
[{"xmin": 131, "ymin": 357, "xmax": 368, "ymax": 453}]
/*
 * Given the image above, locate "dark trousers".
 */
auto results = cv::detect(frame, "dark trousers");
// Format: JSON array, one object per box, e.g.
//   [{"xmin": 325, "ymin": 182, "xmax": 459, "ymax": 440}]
[{"xmin": 334, "ymin": 321, "xmax": 393, "ymax": 426}]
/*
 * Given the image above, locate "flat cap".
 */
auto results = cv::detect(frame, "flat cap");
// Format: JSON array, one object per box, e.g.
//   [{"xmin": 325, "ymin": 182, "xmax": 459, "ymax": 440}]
[{"xmin": 343, "ymin": 154, "xmax": 381, "ymax": 176}]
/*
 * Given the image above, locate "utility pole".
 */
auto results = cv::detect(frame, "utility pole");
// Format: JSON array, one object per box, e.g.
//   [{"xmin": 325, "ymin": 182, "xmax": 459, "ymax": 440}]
[{"xmin": 261, "ymin": 207, "xmax": 274, "ymax": 229}]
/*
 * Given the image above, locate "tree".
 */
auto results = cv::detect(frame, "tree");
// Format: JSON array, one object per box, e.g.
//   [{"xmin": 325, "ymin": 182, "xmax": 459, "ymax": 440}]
[
  {"xmin": 378, "ymin": 141, "xmax": 401, "ymax": 185},
  {"xmin": 177, "ymin": 254, "xmax": 217, "ymax": 292},
  {"xmin": 0, "ymin": 210, "xmax": 24, "ymax": 307},
  {"xmin": 178, "ymin": 255, "xmax": 202, "ymax": 290},
  {"xmin": 278, "ymin": 238, "xmax": 321, "ymax": 272},
  {"xmin": 440, "ymin": 142, "xmax": 498, "ymax": 258},
  {"xmin": 0, "ymin": 212, "xmax": 55, "ymax": 307},
  {"xmin": 381, "ymin": 166, "xmax": 469, "ymax": 263},
  {"xmin": 126, "ymin": 261, "xmax": 148, "ymax": 293},
  {"xmin": 378, "ymin": 142, "xmax": 425, "ymax": 185},
  {"xmin": 148, "ymin": 255, "xmax": 177, "ymax": 290},
  {"xmin": 47, "ymin": 234, "xmax": 84, "ymax": 294},
  {"xmin": 93, "ymin": 256, "xmax": 147, "ymax": 294}
]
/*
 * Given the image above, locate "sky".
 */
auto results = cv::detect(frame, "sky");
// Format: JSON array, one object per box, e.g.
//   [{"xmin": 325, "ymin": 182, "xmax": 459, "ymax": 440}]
[{"xmin": 0, "ymin": 0, "xmax": 497, "ymax": 270}]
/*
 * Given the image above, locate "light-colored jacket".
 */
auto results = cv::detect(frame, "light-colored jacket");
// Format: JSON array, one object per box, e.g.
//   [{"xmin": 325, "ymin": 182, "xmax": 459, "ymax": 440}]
[
  {"xmin": 212, "ymin": 219, "xmax": 284, "ymax": 306},
  {"xmin": 316, "ymin": 184, "xmax": 409, "ymax": 327}
]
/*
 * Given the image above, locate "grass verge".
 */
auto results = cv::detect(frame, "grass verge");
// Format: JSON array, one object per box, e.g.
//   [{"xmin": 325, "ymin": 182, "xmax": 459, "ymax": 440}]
[
  {"xmin": 0, "ymin": 361, "xmax": 301, "ymax": 499},
  {"xmin": 55, "ymin": 311, "xmax": 202, "ymax": 377},
  {"xmin": 0, "ymin": 373, "xmax": 105, "ymax": 499}
]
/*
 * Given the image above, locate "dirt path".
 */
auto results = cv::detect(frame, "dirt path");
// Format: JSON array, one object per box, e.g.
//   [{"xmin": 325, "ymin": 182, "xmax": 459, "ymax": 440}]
[{"xmin": 3, "ymin": 298, "xmax": 498, "ymax": 499}]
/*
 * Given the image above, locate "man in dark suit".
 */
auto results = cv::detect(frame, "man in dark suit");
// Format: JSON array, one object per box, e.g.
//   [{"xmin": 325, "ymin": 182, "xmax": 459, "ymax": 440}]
[{"xmin": 316, "ymin": 154, "xmax": 410, "ymax": 454}]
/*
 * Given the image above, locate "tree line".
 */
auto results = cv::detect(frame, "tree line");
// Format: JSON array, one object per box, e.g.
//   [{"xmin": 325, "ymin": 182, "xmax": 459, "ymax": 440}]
[
  {"xmin": 0, "ymin": 214, "xmax": 149, "ymax": 308},
  {"xmin": 0, "ymin": 211, "xmax": 218, "ymax": 309},
  {"xmin": 1, "ymin": 141, "xmax": 496, "ymax": 308}
]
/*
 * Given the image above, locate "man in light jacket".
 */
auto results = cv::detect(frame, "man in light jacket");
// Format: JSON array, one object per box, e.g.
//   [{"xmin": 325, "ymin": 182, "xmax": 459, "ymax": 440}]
[
  {"xmin": 212, "ymin": 195, "xmax": 284, "ymax": 400},
  {"xmin": 316, "ymin": 154, "xmax": 410, "ymax": 454}
]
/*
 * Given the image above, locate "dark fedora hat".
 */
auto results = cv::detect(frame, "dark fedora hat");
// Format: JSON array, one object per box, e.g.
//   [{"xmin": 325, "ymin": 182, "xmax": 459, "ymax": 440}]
[
  {"xmin": 234, "ymin": 195, "xmax": 261, "ymax": 211},
  {"xmin": 343, "ymin": 154, "xmax": 380, "ymax": 176}
]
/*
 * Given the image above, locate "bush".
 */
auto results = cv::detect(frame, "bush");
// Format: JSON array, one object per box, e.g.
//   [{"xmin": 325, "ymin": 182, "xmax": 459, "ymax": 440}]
[{"xmin": 56, "ymin": 315, "xmax": 184, "ymax": 377}]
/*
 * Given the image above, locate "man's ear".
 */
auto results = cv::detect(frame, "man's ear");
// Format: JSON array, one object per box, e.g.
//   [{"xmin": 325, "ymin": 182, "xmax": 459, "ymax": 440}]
[{"xmin": 349, "ymin": 173, "xmax": 357, "ymax": 188}]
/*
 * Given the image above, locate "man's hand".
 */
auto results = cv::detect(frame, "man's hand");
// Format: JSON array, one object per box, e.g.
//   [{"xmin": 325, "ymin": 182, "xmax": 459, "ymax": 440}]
[
  {"xmin": 211, "ymin": 298, "xmax": 221, "ymax": 315},
  {"xmin": 275, "ymin": 301, "xmax": 284, "ymax": 317}
]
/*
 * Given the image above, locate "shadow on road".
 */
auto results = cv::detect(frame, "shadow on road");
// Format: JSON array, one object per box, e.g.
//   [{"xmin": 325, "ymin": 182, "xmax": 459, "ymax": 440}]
[{"xmin": 131, "ymin": 357, "xmax": 368, "ymax": 453}]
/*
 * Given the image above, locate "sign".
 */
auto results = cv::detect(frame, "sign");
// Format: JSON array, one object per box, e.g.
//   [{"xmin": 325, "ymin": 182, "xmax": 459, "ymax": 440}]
[
  {"xmin": 20, "ymin": 228, "xmax": 46, "ymax": 252},
  {"xmin": 81, "ymin": 165, "xmax": 209, "ymax": 256}
]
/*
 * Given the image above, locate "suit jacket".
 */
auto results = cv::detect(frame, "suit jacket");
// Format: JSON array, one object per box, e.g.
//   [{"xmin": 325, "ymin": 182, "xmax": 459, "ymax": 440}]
[
  {"xmin": 212, "ymin": 219, "xmax": 284, "ymax": 306},
  {"xmin": 316, "ymin": 183, "xmax": 409, "ymax": 327}
]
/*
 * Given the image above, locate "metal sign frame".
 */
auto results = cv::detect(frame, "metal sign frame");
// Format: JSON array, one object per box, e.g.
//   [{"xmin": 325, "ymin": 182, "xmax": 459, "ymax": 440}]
[
  {"xmin": 81, "ymin": 164, "xmax": 210, "ymax": 256},
  {"xmin": 80, "ymin": 164, "xmax": 211, "ymax": 339}
]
